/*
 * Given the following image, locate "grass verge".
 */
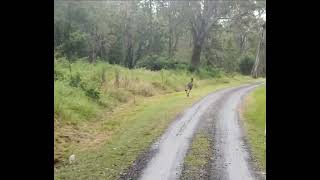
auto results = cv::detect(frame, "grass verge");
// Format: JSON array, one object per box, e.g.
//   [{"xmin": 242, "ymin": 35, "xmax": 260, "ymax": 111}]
[
  {"xmin": 180, "ymin": 132, "xmax": 212, "ymax": 180},
  {"xmin": 242, "ymin": 85, "xmax": 266, "ymax": 171}
]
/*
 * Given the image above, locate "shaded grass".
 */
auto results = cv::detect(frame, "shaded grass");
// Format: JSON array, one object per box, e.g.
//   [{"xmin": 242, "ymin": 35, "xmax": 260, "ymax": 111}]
[
  {"xmin": 243, "ymin": 85, "xmax": 266, "ymax": 171},
  {"xmin": 54, "ymin": 77, "xmax": 258, "ymax": 179}
]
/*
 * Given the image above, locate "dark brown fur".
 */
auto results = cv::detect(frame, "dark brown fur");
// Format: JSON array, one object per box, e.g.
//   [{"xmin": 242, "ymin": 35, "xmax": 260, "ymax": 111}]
[{"xmin": 185, "ymin": 78, "xmax": 194, "ymax": 97}]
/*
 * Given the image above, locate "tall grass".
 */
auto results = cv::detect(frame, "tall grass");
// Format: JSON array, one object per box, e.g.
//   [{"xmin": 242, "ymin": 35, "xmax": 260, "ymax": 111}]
[{"xmin": 54, "ymin": 57, "xmax": 222, "ymax": 124}]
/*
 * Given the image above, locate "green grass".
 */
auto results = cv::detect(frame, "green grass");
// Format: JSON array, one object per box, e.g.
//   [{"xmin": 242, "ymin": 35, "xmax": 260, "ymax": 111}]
[
  {"xmin": 180, "ymin": 132, "xmax": 212, "ymax": 180},
  {"xmin": 243, "ymin": 85, "xmax": 266, "ymax": 171},
  {"xmin": 54, "ymin": 77, "xmax": 258, "ymax": 179}
]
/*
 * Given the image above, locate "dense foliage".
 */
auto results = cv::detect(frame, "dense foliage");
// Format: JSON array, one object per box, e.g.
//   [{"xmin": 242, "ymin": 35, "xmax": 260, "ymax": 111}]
[{"xmin": 54, "ymin": 0, "xmax": 265, "ymax": 75}]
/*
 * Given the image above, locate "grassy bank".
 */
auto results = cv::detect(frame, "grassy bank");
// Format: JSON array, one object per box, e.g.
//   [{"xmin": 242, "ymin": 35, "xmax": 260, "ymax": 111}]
[
  {"xmin": 243, "ymin": 85, "xmax": 266, "ymax": 171},
  {"xmin": 54, "ymin": 57, "xmax": 259, "ymax": 179},
  {"xmin": 54, "ymin": 57, "xmax": 207, "ymax": 163}
]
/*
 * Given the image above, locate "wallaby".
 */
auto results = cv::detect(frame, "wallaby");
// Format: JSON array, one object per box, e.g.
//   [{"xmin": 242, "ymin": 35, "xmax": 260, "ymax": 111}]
[{"xmin": 185, "ymin": 78, "xmax": 193, "ymax": 97}]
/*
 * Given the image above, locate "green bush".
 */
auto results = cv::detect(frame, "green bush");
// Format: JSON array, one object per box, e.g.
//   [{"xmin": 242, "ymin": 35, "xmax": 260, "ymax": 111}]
[
  {"xmin": 59, "ymin": 30, "xmax": 89, "ymax": 59},
  {"xmin": 197, "ymin": 67, "xmax": 221, "ymax": 79},
  {"xmin": 54, "ymin": 69, "xmax": 64, "ymax": 81},
  {"xmin": 85, "ymin": 88, "xmax": 100, "ymax": 101},
  {"xmin": 175, "ymin": 63, "xmax": 189, "ymax": 70},
  {"xmin": 68, "ymin": 72, "xmax": 101, "ymax": 101},
  {"xmin": 239, "ymin": 56, "xmax": 255, "ymax": 75},
  {"xmin": 69, "ymin": 73, "xmax": 82, "ymax": 88}
]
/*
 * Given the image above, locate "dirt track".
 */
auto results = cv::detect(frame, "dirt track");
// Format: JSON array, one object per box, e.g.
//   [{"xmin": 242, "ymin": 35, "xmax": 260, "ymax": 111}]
[{"xmin": 120, "ymin": 83, "xmax": 264, "ymax": 180}]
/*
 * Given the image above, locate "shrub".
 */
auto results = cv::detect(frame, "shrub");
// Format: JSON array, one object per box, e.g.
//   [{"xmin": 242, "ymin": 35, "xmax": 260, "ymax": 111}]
[
  {"xmin": 136, "ymin": 55, "xmax": 187, "ymax": 71},
  {"xmin": 175, "ymin": 62, "xmax": 189, "ymax": 70},
  {"xmin": 69, "ymin": 73, "xmax": 82, "ymax": 88},
  {"xmin": 54, "ymin": 69, "xmax": 64, "ymax": 81},
  {"xmin": 85, "ymin": 88, "xmax": 100, "ymax": 101},
  {"xmin": 100, "ymin": 67, "xmax": 107, "ymax": 86},
  {"xmin": 197, "ymin": 67, "xmax": 221, "ymax": 79}
]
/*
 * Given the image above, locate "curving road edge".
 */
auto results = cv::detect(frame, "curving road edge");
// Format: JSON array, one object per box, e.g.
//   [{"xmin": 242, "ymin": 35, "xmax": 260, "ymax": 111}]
[{"xmin": 121, "ymin": 82, "xmax": 264, "ymax": 180}]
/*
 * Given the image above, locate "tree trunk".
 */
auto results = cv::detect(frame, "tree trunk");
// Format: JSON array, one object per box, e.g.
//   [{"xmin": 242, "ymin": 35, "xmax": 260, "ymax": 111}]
[
  {"xmin": 126, "ymin": 34, "xmax": 134, "ymax": 69},
  {"xmin": 91, "ymin": 44, "xmax": 96, "ymax": 63},
  {"xmin": 100, "ymin": 39, "xmax": 104, "ymax": 59},
  {"xmin": 90, "ymin": 26, "xmax": 98, "ymax": 63},
  {"xmin": 168, "ymin": 2, "xmax": 173, "ymax": 58},
  {"xmin": 251, "ymin": 25, "xmax": 265, "ymax": 78},
  {"xmin": 168, "ymin": 27, "xmax": 173, "ymax": 58},
  {"xmin": 172, "ymin": 32, "xmax": 180, "ymax": 56},
  {"xmin": 123, "ymin": 1, "xmax": 134, "ymax": 68},
  {"xmin": 134, "ymin": 41, "xmax": 143, "ymax": 66},
  {"xmin": 251, "ymin": 39, "xmax": 261, "ymax": 78},
  {"xmin": 239, "ymin": 33, "xmax": 247, "ymax": 55},
  {"xmin": 148, "ymin": 0, "xmax": 153, "ymax": 53},
  {"xmin": 125, "ymin": 19, "xmax": 134, "ymax": 68},
  {"xmin": 190, "ymin": 25, "xmax": 205, "ymax": 71},
  {"xmin": 191, "ymin": 43, "xmax": 202, "ymax": 70},
  {"xmin": 126, "ymin": 48, "xmax": 133, "ymax": 68}
]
